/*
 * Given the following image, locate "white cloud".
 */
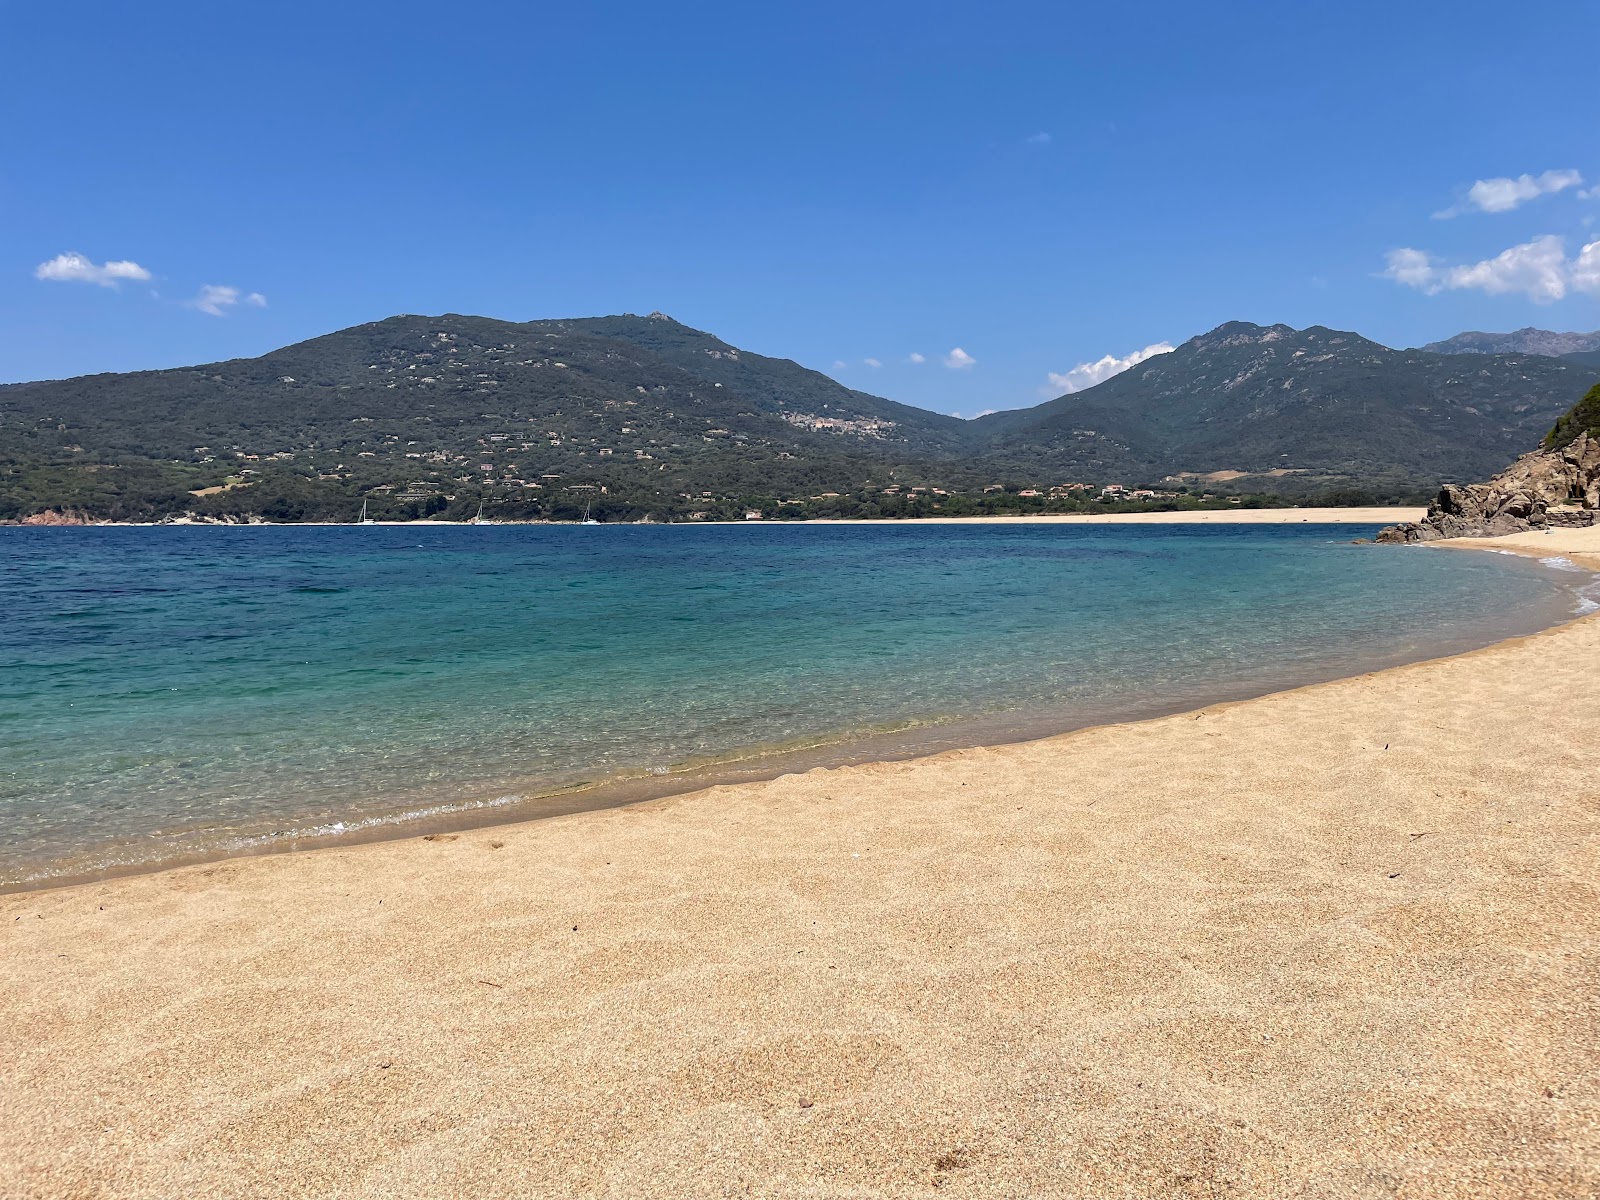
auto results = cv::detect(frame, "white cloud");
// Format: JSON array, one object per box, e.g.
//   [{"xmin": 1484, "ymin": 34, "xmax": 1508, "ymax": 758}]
[
  {"xmin": 34, "ymin": 252, "xmax": 152, "ymax": 288},
  {"xmin": 1045, "ymin": 341, "xmax": 1174, "ymax": 395},
  {"xmin": 943, "ymin": 347, "xmax": 976, "ymax": 370},
  {"xmin": 189, "ymin": 284, "xmax": 268, "ymax": 317},
  {"xmin": 863, "ymin": 357, "xmax": 882, "ymax": 368},
  {"xmin": 1435, "ymin": 169, "xmax": 1583, "ymax": 217},
  {"xmin": 832, "ymin": 359, "xmax": 848, "ymax": 370},
  {"xmin": 1572, "ymin": 240, "xmax": 1600, "ymax": 295},
  {"xmin": 1382, "ymin": 247, "xmax": 1439, "ymax": 291},
  {"xmin": 1382, "ymin": 235, "xmax": 1597, "ymax": 303},
  {"xmin": 1025, "ymin": 132, "xmax": 1051, "ymax": 145},
  {"xmin": 908, "ymin": 352, "xmax": 926, "ymax": 364}
]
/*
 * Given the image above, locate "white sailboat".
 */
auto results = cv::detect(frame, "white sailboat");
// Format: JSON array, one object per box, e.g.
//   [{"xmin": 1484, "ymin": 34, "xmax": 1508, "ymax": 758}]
[
  {"xmin": 358, "ymin": 498, "xmax": 375, "ymax": 525},
  {"xmin": 471, "ymin": 499, "xmax": 496, "ymax": 525},
  {"xmin": 580, "ymin": 499, "xmax": 599, "ymax": 525}
]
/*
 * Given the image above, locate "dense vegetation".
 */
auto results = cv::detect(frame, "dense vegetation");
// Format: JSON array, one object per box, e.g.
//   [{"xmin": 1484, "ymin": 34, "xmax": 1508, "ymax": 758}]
[
  {"xmin": 1543, "ymin": 381, "xmax": 1600, "ymax": 449},
  {"xmin": 1, "ymin": 313, "xmax": 1592, "ymax": 522},
  {"xmin": 973, "ymin": 322, "xmax": 1590, "ymax": 488}
]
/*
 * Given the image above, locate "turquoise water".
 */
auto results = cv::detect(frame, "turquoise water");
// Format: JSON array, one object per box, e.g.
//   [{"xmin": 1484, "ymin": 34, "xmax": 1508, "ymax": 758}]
[{"xmin": 1, "ymin": 523, "xmax": 1591, "ymax": 887}]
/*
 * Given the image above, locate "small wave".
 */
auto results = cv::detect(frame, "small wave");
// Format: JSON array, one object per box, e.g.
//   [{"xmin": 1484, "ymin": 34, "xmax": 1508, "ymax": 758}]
[
  {"xmin": 9, "ymin": 791, "xmax": 534, "ymax": 887},
  {"xmin": 251, "ymin": 791, "xmax": 528, "ymax": 843},
  {"xmin": 1538, "ymin": 555, "xmax": 1578, "ymax": 570}
]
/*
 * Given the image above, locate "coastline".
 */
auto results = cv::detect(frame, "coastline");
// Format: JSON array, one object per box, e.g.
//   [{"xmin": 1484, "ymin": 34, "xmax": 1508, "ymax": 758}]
[
  {"xmin": 770, "ymin": 506, "xmax": 1426, "ymax": 525},
  {"xmin": 4, "ymin": 528, "xmax": 1598, "ymax": 1195},
  {"xmin": 6, "ymin": 505, "xmax": 1427, "ymax": 528},
  {"xmin": 0, "ymin": 514, "xmax": 1574, "ymax": 895}
]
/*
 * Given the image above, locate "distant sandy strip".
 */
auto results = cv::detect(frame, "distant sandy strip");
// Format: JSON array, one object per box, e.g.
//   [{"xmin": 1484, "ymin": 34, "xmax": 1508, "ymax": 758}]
[
  {"xmin": 798, "ymin": 506, "xmax": 1425, "ymax": 525},
  {"xmin": 2, "ymin": 528, "xmax": 1596, "ymax": 1198}
]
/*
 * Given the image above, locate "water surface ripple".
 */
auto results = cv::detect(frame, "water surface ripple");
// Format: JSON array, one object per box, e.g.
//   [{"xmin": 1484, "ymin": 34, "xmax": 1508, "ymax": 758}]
[{"xmin": 0, "ymin": 523, "xmax": 1585, "ymax": 886}]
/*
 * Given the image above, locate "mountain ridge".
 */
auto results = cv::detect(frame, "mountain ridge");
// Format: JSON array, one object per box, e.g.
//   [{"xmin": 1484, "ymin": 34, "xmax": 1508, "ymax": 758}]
[
  {"xmin": 1419, "ymin": 327, "xmax": 1600, "ymax": 357},
  {"xmin": 2, "ymin": 313, "xmax": 1596, "ymax": 521},
  {"xmin": 977, "ymin": 321, "xmax": 1588, "ymax": 486}
]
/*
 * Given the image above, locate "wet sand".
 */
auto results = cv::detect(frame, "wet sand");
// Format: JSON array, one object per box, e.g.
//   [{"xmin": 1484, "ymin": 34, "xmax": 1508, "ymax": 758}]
[{"xmin": 2, "ymin": 527, "xmax": 1596, "ymax": 1198}]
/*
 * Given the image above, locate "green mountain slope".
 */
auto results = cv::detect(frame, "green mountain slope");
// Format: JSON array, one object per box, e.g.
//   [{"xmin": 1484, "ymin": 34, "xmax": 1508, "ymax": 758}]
[
  {"xmin": 537, "ymin": 313, "xmax": 976, "ymax": 454},
  {"xmin": 4, "ymin": 313, "xmax": 1596, "ymax": 521},
  {"xmin": 972, "ymin": 322, "xmax": 1589, "ymax": 490},
  {"xmin": 1544, "ymin": 381, "xmax": 1600, "ymax": 448},
  {"xmin": 0, "ymin": 313, "xmax": 981, "ymax": 521}
]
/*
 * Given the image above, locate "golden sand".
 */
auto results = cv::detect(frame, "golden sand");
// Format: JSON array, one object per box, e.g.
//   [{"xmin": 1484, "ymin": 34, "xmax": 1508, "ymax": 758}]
[
  {"xmin": 798, "ymin": 506, "xmax": 1426, "ymax": 525},
  {"xmin": 2, "ymin": 528, "xmax": 1596, "ymax": 1198}
]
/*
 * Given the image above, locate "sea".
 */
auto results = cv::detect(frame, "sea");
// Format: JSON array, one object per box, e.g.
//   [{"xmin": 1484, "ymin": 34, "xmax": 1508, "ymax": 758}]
[{"xmin": 2, "ymin": 522, "xmax": 1594, "ymax": 889}]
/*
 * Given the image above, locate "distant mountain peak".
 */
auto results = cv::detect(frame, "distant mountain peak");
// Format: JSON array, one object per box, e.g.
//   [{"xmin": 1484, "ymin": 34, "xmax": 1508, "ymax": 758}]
[
  {"xmin": 1420, "ymin": 328, "xmax": 1600, "ymax": 357},
  {"xmin": 1188, "ymin": 321, "xmax": 1386, "ymax": 353}
]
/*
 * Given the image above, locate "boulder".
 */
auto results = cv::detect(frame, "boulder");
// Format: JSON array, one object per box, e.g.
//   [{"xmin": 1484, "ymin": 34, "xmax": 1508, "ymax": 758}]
[{"xmin": 1377, "ymin": 432, "xmax": 1600, "ymax": 543}]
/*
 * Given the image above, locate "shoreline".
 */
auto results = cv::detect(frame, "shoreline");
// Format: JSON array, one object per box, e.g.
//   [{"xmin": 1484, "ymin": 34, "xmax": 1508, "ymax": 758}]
[
  {"xmin": 1, "ymin": 524, "xmax": 1588, "ymax": 895},
  {"xmin": 5, "ymin": 505, "xmax": 1426, "ymax": 528},
  {"xmin": 5, "ymin": 529, "xmax": 1599, "ymax": 1194},
  {"xmin": 3, "ymin": 523, "xmax": 1587, "ymax": 896},
  {"xmin": 5, "ymin": 528, "xmax": 1599, "ymax": 1194}
]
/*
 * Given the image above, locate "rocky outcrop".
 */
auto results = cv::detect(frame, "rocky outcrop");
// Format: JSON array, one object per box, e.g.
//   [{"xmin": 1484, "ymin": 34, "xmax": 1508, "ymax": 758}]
[
  {"xmin": 1377, "ymin": 432, "xmax": 1600, "ymax": 543},
  {"xmin": 16, "ymin": 508, "xmax": 93, "ymax": 526}
]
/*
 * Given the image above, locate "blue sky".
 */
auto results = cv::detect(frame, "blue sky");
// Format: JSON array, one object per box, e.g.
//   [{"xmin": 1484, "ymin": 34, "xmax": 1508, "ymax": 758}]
[{"xmin": 5, "ymin": 0, "xmax": 1597, "ymax": 414}]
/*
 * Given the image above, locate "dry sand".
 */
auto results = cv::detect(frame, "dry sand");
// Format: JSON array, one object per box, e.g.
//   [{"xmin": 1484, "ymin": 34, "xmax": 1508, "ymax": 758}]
[
  {"xmin": 3, "ymin": 529, "xmax": 1597, "ymax": 1199},
  {"xmin": 796, "ymin": 506, "xmax": 1425, "ymax": 525}
]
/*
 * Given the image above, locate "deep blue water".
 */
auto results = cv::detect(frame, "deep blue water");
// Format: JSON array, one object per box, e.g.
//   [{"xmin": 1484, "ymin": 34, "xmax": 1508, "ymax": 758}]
[{"xmin": 0, "ymin": 523, "xmax": 1589, "ymax": 886}]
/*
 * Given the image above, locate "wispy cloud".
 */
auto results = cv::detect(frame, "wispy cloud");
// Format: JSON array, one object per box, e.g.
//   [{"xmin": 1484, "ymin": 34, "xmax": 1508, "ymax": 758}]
[
  {"xmin": 1025, "ymin": 132, "xmax": 1051, "ymax": 145},
  {"xmin": 863, "ymin": 357, "xmax": 882, "ymax": 368},
  {"xmin": 1045, "ymin": 341, "xmax": 1174, "ymax": 395},
  {"xmin": 189, "ymin": 285, "xmax": 268, "ymax": 317},
  {"xmin": 943, "ymin": 347, "xmax": 976, "ymax": 370},
  {"xmin": 1382, "ymin": 235, "xmax": 1600, "ymax": 303},
  {"xmin": 908, "ymin": 352, "xmax": 926, "ymax": 364},
  {"xmin": 34, "ymin": 252, "xmax": 152, "ymax": 288},
  {"xmin": 832, "ymin": 359, "xmax": 848, "ymax": 370},
  {"xmin": 1434, "ymin": 169, "xmax": 1583, "ymax": 218}
]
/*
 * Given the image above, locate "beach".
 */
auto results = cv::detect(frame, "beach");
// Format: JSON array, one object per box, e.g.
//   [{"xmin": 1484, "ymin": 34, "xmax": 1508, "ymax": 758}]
[
  {"xmin": 796, "ymin": 506, "xmax": 1426, "ymax": 525},
  {"xmin": 2, "ymin": 527, "xmax": 1597, "ymax": 1198}
]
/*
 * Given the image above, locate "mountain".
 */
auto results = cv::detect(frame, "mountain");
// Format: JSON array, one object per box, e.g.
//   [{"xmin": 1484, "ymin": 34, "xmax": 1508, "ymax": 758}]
[
  {"xmin": 3, "ymin": 314, "xmax": 1598, "ymax": 522},
  {"xmin": 534, "ymin": 314, "xmax": 974, "ymax": 455},
  {"xmin": 0, "ymin": 312, "xmax": 984, "ymax": 522},
  {"xmin": 973, "ymin": 322, "xmax": 1592, "ymax": 490},
  {"xmin": 1420, "ymin": 328, "xmax": 1600, "ymax": 357}
]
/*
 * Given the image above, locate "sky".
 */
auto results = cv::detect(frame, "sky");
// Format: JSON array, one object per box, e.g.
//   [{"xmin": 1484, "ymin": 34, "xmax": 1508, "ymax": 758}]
[{"xmin": 4, "ymin": 0, "xmax": 1598, "ymax": 415}]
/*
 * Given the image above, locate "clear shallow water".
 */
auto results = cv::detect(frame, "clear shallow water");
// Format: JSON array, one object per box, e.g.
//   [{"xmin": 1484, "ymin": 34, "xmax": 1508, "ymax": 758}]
[{"xmin": 0, "ymin": 523, "xmax": 1590, "ymax": 887}]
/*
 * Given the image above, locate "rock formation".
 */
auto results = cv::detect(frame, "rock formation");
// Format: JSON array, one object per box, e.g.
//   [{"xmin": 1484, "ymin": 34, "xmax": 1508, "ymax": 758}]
[
  {"xmin": 15, "ymin": 508, "xmax": 92, "ymax": 526},
  {"xmin": 1377, "ymin": 431, "xmax": 1600, "ymax": 543}
]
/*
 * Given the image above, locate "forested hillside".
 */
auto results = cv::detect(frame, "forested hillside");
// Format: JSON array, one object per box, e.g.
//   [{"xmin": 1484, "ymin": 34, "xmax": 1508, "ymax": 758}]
[
  {"xmin": 977, "ymin": 322, "xmax": 1589, "ymax": 494},
  {"xmin": 2, "ymin": 313, "xmax": 1595, "ymax": 522}
]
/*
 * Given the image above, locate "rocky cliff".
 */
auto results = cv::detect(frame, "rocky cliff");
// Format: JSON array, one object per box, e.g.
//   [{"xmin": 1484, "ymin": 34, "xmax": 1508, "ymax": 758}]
[{"xmin": 1377, "ymin": 432, "xmax": 1600, "ymax": 543}]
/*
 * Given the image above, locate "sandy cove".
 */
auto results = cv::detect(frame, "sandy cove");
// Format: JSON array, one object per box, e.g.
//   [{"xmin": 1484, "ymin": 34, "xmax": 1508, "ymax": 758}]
[{"xmin": 2, "ymin": 529, "xmax": 1597, "ymax": 1199}]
